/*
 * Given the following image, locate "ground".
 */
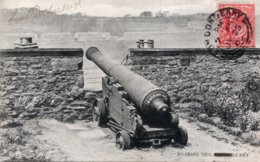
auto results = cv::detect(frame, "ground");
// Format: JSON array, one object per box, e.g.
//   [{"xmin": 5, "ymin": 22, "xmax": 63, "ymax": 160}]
[{"xmin": 1, "ymin": 117, "xmax": 258, "ymax": 161}]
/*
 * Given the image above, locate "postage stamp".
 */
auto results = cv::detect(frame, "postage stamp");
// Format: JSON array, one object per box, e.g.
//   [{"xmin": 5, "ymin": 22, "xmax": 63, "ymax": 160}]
[{"xmin": 204, "ymin": 3, "xmax": 255, "ymax": 60}]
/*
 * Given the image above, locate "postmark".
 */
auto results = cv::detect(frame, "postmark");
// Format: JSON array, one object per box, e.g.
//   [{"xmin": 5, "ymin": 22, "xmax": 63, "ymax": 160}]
[{"xmin": 204, "ymin": 4, "xmax": 255, "ymax": 60}]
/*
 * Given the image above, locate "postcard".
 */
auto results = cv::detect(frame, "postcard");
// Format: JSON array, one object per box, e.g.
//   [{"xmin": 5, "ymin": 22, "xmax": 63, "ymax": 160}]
[{"xmin": 0, "ymin": 0, "xmax": 259, "ymax": 161}]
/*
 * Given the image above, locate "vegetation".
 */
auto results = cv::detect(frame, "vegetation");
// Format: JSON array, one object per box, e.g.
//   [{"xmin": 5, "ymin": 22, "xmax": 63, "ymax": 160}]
[{"xmin": 0, "ymin": 8, "xmax": 208, "ymax": 34}]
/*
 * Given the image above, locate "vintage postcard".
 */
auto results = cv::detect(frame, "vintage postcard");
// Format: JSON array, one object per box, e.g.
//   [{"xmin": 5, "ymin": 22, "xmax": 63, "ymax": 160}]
[{"xmin": 0, "ymin": 0, "xmax": 259, "ymax": 161}]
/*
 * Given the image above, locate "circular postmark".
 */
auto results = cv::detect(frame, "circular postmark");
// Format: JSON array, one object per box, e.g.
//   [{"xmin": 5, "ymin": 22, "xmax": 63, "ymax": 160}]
[{"xmin": 204, "ymin": 7, "xmax": 253, "ymax": 60}]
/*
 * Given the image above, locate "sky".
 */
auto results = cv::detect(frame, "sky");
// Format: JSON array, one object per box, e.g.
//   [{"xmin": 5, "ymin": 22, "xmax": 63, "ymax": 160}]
[{"xmin": 0, "ymin": 0, "xmax": 259, "ymax": 17}]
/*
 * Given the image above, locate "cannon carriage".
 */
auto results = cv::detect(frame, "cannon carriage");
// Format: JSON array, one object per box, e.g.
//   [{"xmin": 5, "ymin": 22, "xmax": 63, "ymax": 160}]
[{"xmin": 86, "ymin": 47, "xmax": 188, "ymax": 150}]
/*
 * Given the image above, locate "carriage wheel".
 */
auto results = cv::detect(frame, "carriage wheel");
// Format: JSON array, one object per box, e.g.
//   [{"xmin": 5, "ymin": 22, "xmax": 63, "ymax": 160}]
[
  {"xmin": 115, "ymin": 131, "xmax": 132, "ymax": 150},
  {"xmin": 174, "ymin": 126, "xmax": 188, "ymax": 145}
]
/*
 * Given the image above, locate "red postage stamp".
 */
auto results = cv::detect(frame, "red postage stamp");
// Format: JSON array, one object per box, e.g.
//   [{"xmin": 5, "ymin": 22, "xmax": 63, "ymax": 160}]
[
  {"xmin": 217, "ymin": 3, "xmax": 255, "ymax": 48},
  {"xmin": 204, "ymin": 3, "xmax": 255, "ymax": 60}
]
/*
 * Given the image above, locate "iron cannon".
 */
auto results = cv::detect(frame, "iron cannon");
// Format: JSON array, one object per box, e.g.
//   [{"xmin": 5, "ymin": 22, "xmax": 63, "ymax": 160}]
[{"xmin": 86, "ymin": 47, "xmax": 188, "ymax": 150}]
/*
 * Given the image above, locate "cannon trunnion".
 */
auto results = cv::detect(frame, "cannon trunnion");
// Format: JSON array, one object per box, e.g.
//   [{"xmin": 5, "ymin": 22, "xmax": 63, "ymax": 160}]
[{"xmin": 87, "ymin": 47, "xmax": 188, "ymax": 150}]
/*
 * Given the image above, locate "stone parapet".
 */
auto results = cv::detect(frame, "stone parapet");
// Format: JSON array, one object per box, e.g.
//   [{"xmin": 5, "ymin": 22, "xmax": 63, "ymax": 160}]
[{"xmin": 0, "ymin": 48, "xmax": 95, "ymax": 122}]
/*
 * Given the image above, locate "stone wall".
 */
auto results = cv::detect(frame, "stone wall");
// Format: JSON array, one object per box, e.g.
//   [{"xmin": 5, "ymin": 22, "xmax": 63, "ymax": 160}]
[
  {"xmin": 126, "ymin": 48, "xmax": 260, "ymax": 132},
  {"xmin": 0, "ymin": 48, "xmax": 95, "ymax": 123}
]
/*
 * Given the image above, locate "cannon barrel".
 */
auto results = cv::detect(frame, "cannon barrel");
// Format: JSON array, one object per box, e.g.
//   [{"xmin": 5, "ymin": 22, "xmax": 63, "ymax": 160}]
[{"xmin": 86, "ymin": 47, "xmax": 171, "ymax": 116}]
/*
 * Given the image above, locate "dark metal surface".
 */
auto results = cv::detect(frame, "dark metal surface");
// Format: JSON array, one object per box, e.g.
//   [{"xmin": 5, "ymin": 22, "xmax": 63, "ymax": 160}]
[{"xmin": 86, "ymin": 47, "xmax": 171, "ymax": 121}]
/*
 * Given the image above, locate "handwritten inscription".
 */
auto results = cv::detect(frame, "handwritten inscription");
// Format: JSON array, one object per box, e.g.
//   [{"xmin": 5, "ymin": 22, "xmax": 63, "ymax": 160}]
[
  {"xmin": 8, "ymin": 0, "xmax": 81, "ymax": 26},
  {"xmin": 8, "ymin": 6, "xmax": 40, "ymax": 26},
  {"xmin": 49, "ymin": 0, "xmax": 81, "ymax": 14}
]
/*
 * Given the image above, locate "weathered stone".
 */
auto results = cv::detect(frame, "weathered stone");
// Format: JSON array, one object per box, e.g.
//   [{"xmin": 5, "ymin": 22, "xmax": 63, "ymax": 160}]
[
  {"xmin": 178, "ymin": 102, "xmax": 194, "ymax": 110},
  {"xmin": 51, "ymin": 58, "xmax": 81, "ymax": 71},
  {"xmin": 70, "ymin": 106, "xmax": 86, "ymax": 111},
  {"xmin": 19, "ymin": 112, "xmax": 38, "ymax": 119},
  {"xmin": 3, "ymin": 60, "xmax": 14, "ymax": 67},
  {"xmin": 198, "ymin": 123, "xmax": 209, "ymax": 130},
  {"xmin": 77, "ymin": 76, "xmax": 84, "ymax": 88},
  {"xmin": 9, "ymin": 111, "xmax": 20, "ymax": 118},
  {"xmin": 84, "ymin": 92, "xmax": 96, "ymax": 99},
  {"xmin": 48, "ymin": 77, "xmax": 57, "ymax": 83},
  {"xmin": 78, "ymin": 113, "xmax": 90, "ymax": 120},
  {"xmin": 63, "ymin": 114, "xmax": 78, "ymax": 123},
  {"xmin": 5, "ymin": 85, "xmax": 17, "ymax": 91},
  {"xmin": 71, "ymin": 87, "xmax": 84, "ymax": 98},
  {"xmin": 131, "ymin": 65, "xmax": 143, "ymax": 71},
  {"xmin": 63, "ymin": 110, "xmax": 73, "ymax": 114},
  {"xmin": 198, "ymin": 113, "xmax": 208, "ymax": 121},
  {"xmin": 242, "ymin": 132, "xmax": 255, "ymax": 143},
  {"xmin": 210, "ymin": 117, "xmax": 222, "ymax": 126},
  {"xmin": 25, "ymin": 96, "xmax": 41, "ymax": 110},
  {"xmin": 4, "ymin": 66, "xmax": 20, "ymax": 76},
  {"xmin": 54, "ymin": 112, "xmax": 64, "ymax": 121},
  {"xmin": 31, "ymin": 64, "xmax": 43, "ymax": 69},
  {"xmin": 0, "ymin": 119, "xmax": 23, "ymax": 128},
  {"xmin": 50, "ymin": 97, "xmax": 64, "ymax": 106},
  {"xmin": 221, "ymin": 75, "xmax": 229, "ymax": 81},
  {"xmin": 70, "ymin": 101, "xmax": 90, "ymax": 107},
  {"xmin": 0, "ymin": 77, "xmax": 12, "ymax": 84},
  {"xmin": 249, "ymin": 132, "xmax": 260, "ymax": 146},
  {"xmin": 0, "ymin": 91, "xmax": 7, "ymax": 97}
]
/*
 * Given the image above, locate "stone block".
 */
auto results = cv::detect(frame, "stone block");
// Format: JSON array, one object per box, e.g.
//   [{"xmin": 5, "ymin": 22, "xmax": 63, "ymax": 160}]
[
  {"xmin": 0, "ymin": 119, "xmax": 23, "ymax": 128},
  {"xmin": 84, "ymin": 92, "xmax": 96, "ymax": 100},
  {"xmin": 50, "ymin": 97, "xmax": 64, "ymax": 106},
  {"xmin": 71, "ymin": 106, "xmax": 86, "ymax": 111},
  {"xmin": 228, "ymin": 127, "xmax": 242, "ymax": 136},
  {"xmin": 63, "ymin": 110, "xmax": 73, "ymax": 114},
  {"xmin": 5, "ymin": 85, "xmax": 17, "ymax": 91},
  {"xmin": 78, "ymin": 113, "xmax": 90, "ymax": 120},
  {"xmin": 70, "ymin": 101, "xmax": 90, "ymax": 107},
  {"xmin": 242, "ymin": 132, "xmax": 255, "ymax": 143},
  {"xmin": 3, "ymin": 60, "xmax": 14, "ymax": 68},
  {"xmin": 198, "ymin": 113, "xmax": 208, "ymax": 121},
  {"xmin": 249, "ymin": 132, "xmax": 260, "ymax": 146},
  {"xmin": 210, "ymin": 117, "xmax": 223, "ymax": 125},
  {"xmin": 51, "ymin": 58, "xmax": 82, "ymax": 71},
  {"xmin": 4, "ymin": 67, "xmax": 20, "ymax": 76}
]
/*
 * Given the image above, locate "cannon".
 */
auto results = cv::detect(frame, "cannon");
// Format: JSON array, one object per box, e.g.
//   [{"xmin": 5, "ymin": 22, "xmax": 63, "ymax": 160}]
[{"xmin": 86, "ymin": 47, "xmax": 188, "ymax": 150}]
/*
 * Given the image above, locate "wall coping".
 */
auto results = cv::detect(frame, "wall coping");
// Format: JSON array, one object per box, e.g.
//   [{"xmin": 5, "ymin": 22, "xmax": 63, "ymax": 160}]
[
  {"xmin": 129, "ymin": 48, "xmax": 260, "ymax": 56},
  {"xmin": 0, "ymin": 48, "xmax": 83, "ymax": 57}
]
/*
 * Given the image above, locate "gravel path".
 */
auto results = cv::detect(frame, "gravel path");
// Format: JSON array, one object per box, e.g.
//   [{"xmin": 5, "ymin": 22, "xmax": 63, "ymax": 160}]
[{"xmin": 37, "ymin": 118, "xmax": 259, "ymax": 161}]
